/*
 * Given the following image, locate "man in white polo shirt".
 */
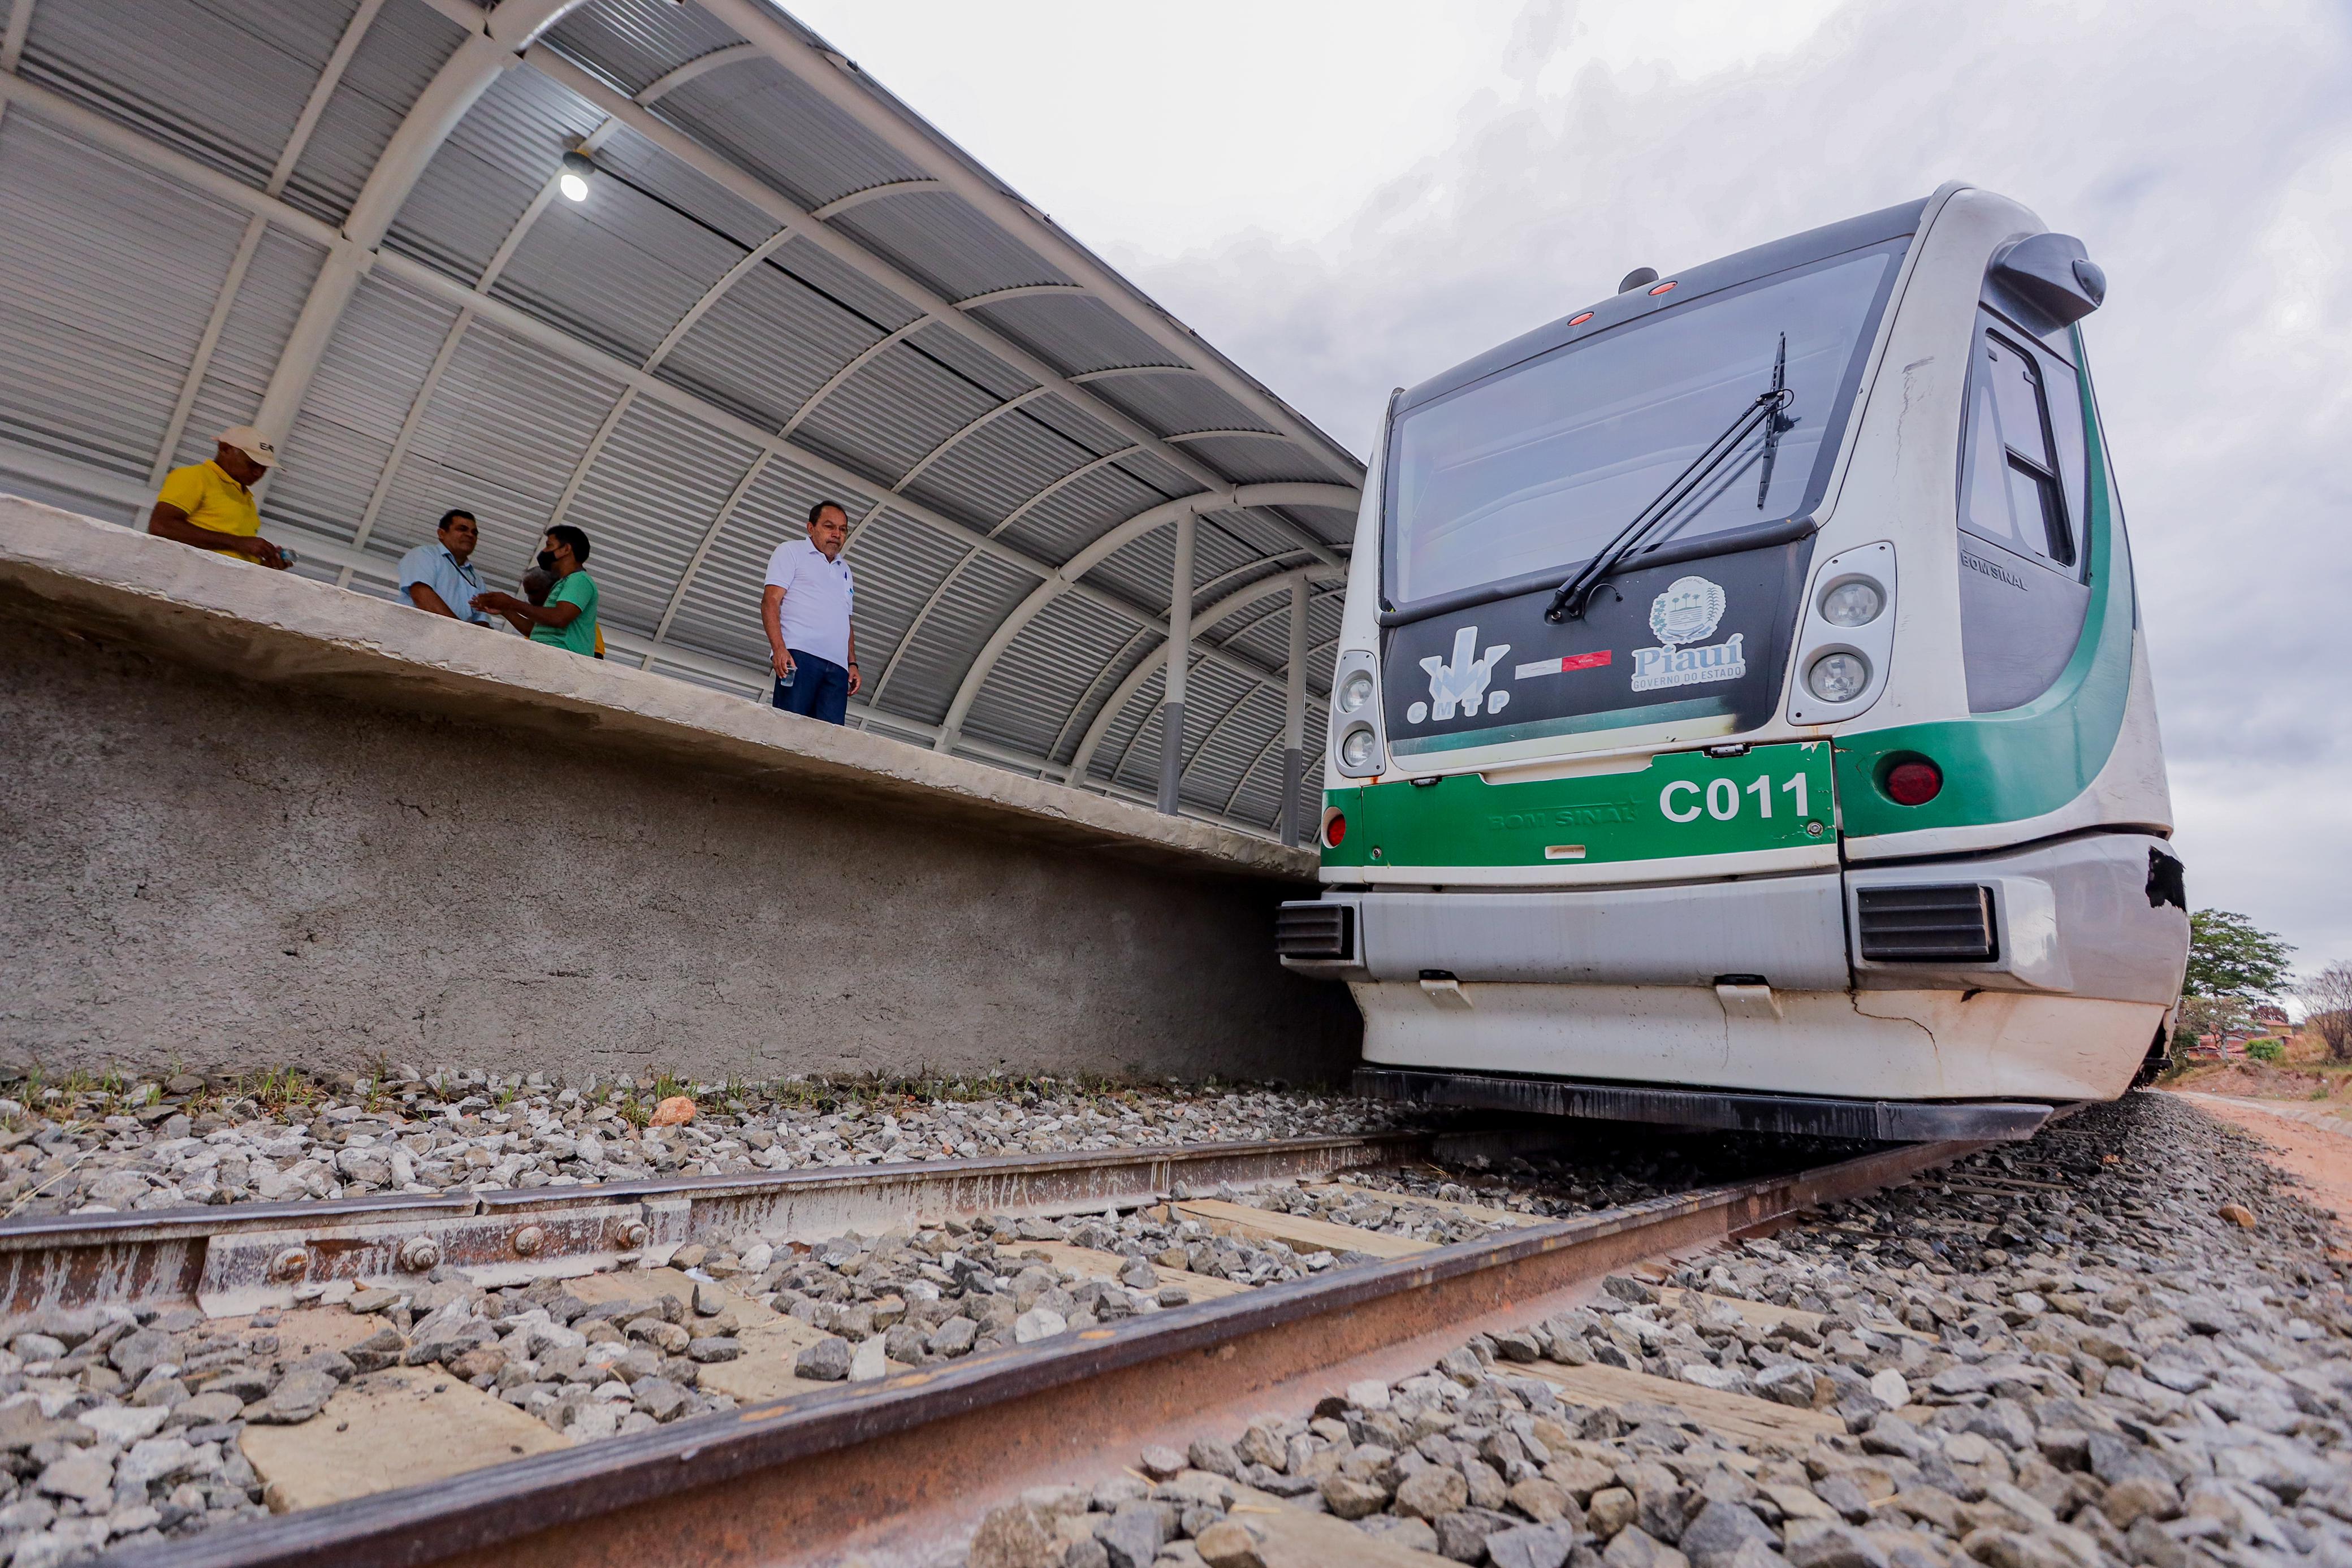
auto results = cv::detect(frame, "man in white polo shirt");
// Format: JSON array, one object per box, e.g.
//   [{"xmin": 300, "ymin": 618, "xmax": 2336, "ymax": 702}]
[{"xmin": 762, "ymin": 499, "xmax": 859, "ymax": 724}]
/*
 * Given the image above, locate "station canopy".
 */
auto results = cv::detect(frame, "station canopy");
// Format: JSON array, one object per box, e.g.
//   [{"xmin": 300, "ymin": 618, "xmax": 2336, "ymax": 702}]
[{"xmin": 0, "ymin": 0, "xmax": 1364, "ymax": 835}]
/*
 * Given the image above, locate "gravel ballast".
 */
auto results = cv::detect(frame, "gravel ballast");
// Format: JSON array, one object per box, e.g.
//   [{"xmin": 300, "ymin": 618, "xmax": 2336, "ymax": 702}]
[
  {"xmin": 0, "ymin": 1070, "xmax": 1412, "ymax": 1218},
  {"xmin": 967, "ymin": 1091, "xmax": 2352, "ymax": 1568}
]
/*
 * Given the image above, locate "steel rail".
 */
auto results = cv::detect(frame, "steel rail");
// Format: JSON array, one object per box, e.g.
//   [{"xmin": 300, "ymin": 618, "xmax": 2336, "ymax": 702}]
[
  {"xmin": 0, "ymin": 1129, "xmax": 1542, "ymax": 1321},
  {"xmin": 108, "ymin": 1134, "xmax": 1981, "ymax": 1568}
]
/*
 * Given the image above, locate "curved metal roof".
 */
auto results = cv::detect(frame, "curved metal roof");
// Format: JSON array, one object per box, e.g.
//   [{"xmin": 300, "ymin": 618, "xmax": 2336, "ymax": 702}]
[{"xmin": 0, "ymin": 0, "xmax": 1361, "ymax": 835}]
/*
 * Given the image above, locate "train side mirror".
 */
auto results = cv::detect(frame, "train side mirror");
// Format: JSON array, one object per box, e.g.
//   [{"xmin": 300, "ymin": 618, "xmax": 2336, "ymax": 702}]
[{"xmin": 1992, "ymin": 233, "xmax": 2105, "ymax": 327}]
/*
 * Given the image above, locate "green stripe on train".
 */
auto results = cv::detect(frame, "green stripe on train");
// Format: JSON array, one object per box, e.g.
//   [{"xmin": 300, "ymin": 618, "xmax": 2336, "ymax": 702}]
[
  {"xmin": 1834, "ymin": 326, "xmax": 2134, "ymax": 838},
  {"xmin": 1321, "ymin": 741, "xmax": 1832, "ymax": 870}
]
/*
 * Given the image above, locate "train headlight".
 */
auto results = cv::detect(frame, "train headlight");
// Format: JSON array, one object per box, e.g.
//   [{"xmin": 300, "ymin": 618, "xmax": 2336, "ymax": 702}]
[
  {"xmin": 1821, "ymin": 578, "xmax": 1884, "ymax": 627},
  {"xmin": 1338, "ymin": 671, "xmax": 1374, "ymax": 714},
  {"xmin": 1339, "ymin": 727, "xmax": 1377, "ymax": 770},
  {"xmin": 1806, "ymin": 652, "xmax": 1870, "ymax": 703}
]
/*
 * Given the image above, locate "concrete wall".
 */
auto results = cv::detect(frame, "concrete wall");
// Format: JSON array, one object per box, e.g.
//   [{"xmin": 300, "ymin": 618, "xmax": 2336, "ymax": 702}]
[{"xmin": 0, "ymin": 500, "xmax": 1359, "ymax": 1085}]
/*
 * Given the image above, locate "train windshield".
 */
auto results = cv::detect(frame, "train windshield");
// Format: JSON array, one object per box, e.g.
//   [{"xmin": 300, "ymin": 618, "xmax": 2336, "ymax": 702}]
[{"xmin": 1386, "ymin": 244, "xmax": 1902, "ymax": 612}]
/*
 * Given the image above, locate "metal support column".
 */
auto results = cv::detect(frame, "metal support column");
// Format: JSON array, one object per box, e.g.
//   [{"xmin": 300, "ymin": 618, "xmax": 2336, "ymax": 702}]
[
  {"xmin": 1156, "ymin": 510, "xmax": 1195, "ymax": 815},
  {"xmin": 1279, "ymin": 577, "xmax": 1309, "ymax": 843}
]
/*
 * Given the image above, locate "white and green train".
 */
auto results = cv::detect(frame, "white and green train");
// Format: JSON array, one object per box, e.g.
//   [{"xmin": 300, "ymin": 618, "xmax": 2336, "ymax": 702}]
[{"xmin": 1277, "ymin": 182, "xmax": 2190, "ymax": 1142}]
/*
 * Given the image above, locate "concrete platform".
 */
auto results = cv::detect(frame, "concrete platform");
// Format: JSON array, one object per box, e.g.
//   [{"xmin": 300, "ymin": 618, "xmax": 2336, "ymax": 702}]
[{"xmin": 0, "ymin": 499, "xmax": 1354, "ymax": 1084}]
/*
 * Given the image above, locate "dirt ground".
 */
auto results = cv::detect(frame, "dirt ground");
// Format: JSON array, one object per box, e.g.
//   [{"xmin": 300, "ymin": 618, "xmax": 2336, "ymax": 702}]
[
  {"xmin": 2169, "ymin": 1089, "xmax": 2352, "ymax": 1258},
  {"xmin": 2168, "ymin": 1060, "xmax": 2339, "ymax": 1098}
]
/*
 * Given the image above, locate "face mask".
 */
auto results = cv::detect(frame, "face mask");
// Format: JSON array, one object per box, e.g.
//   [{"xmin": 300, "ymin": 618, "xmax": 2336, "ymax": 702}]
[{"xmin": 535, "ymin": 550, "xmax": 557, "ymax": 571}]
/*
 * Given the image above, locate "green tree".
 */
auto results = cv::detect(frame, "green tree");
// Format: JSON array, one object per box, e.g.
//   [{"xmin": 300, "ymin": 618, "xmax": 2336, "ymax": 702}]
[{"xmin": 2184, "ymin": 910, "xmax": 2295, "ymax": 1002}]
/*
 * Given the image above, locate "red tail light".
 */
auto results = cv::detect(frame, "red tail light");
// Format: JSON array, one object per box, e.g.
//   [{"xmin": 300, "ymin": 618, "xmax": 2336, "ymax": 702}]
[
  {"xmin": 1884, "ymin": 760, "xmax": 1943, "ymax": 806},
  {"xmin": 1324, "ymin": 811, "xmax": 1347, "ymax": 848}
]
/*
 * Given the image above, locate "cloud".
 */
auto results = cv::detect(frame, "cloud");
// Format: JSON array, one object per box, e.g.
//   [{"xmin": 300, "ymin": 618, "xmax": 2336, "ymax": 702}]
[{"xmin": 1124, "ymin": 0, "xmax": 2352, "ymax": 963}]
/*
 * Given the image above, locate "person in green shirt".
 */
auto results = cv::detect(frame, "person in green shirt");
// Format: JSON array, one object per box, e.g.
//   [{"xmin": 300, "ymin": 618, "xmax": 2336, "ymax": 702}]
[{"xmin": 473, "ymin": 525, "xmax": 599, "ymax": 656}]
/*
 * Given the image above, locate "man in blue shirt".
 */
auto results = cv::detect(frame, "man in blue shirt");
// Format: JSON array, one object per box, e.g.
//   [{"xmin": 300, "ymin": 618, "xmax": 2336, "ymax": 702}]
[{"xmin": 395, "ymin": 510, "xmax": 491, "ymax": 626}]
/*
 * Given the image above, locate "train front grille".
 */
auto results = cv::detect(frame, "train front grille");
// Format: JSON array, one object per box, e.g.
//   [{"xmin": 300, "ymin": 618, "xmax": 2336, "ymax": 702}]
[
  {"xmin": 1275, "ymin": 902, "xmax": 1355, "ymax": 961},
  {"xmin": 1855, "ymin": 885, "xmax": 1998, "ymax": 962}
]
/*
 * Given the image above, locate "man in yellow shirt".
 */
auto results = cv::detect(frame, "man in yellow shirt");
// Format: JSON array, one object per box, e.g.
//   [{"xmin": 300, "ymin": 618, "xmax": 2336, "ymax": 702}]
[{"xmin": 147, "ymin": 425, "xmax": 291, "ymax": 569}]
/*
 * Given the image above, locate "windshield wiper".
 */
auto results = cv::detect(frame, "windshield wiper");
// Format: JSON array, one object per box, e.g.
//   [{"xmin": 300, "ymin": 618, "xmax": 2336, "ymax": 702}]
[
  {"xmin": 1755, "ymin": 332, "xmax": 1796, "ymax": 509},
  {"xmin": 1544, "ymin": 346, "xmax": 1797, "ymax": 624}
]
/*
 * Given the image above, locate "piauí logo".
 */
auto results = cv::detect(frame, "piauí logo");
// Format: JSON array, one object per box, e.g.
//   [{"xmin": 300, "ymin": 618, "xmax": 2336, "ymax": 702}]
[
  {"xmin": 1632, "ymin": 575, "xmax": 1745, "ymax": 692},
  {"xmin": 1407, "ymin": 626, "xmax": 1511, "ymax": 724}
]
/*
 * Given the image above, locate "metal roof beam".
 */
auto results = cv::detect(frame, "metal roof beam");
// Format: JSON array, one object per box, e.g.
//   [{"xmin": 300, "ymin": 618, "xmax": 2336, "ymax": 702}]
[
  {"xmin": 521, "ymin": 46, "xmax": 1346, "ymax": 570},
  {"xmin": 933, "ymin": 483, "xmax": 1355, "ymax": 752},
  {"xmin": 809, "ymin": 178, "xmax": 942, "ymax": 220},
  {"xmin": 154, "ymin": 0, "xmax": 387, "ymax": 487},
  {"xmin": 1064, "ymin": 565, "xmax": 1333, "ymax": 791},
  {"xmin": 248, "ymin": 0, "xmax": 596, "ymax": 448},
  {"xmin": 0, "ymin": 0, "xmax": 32, "ymax": 73},
  {"xmin": 694, "ymin": 0, "xmax": 1362, "ymax": 490},
  {"xmin": 634, "ymin": 41, "xmax": 760, "ymax": 104}
]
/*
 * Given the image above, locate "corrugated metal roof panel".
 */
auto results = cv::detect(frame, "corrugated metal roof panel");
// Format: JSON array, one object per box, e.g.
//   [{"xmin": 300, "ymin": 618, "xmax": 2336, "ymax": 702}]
[
  {"xmin": 562, "ymin": 397, "xmax": 762, "ymax": 635},
  {"xmin": 588, "ymin": 120, "xmax": 780, "ymax": 253},
  {"xmin": 967, "ymin": 294, "xmax": 1178, "ymax": 378},
  {"xmin": 1171, "ymin": 434, "xmax": 1331, "ymax": 487},
  {"xmin": 368, "ymin": 317, "xmax": 628, "ymax": 586},
  {"xmin": 1184, "ymin": 503, "xmax": 1312, "ymax": 573},
  {"xmin": 832, "ymin": 509, "xmax": 970, "ymax": 704},
  {"xmin": 1108, "ymin": 447, "xmax": 1197, "ymax": 500},
  {"xmin": 831, "ymin": 189, "xmax": 1069, "ymax": 304},
  {"xmin": 543, "ymin": 0, "xmax": 746, "ymax": 98},
  {"xmin": 659, "ymin": 57, "xmax": 923, "ymax": 213},
  {"xmin": 656, "ymin": 258, "xmax": 885, "ymax": 431},
  {"xmin": 1018, "ymin": 390, "xmax": 1126, "ymax": 461},
  {"xmin": 900, "ymin": 412, "xmax": 1102, "ymax": 535},
  {"xmin": 1187, "ymin": 518, "xmax": 1262, "ymax": 600},
  {"xmin": 1086, "ymin": 521, "xmax": 1179, "ymax": 618},
  {"xmin": 0, "ymin": 115, "xmax": 248, "ymax": 477},
  {"xmin": 1084, "ymin": 370, "xmax": 1275, "ymax": 441},
  {"xmin": 875, "ymin": 548, "xmax": 1039, "ymax": 726},
  {"xmin": 658, "ymin": 450, "xmax": 845, "ymax": 668},
  {"xmin": 1099, "ymin": 664, "xmax": 1169, "ymax": 793},
  {"xmin": 20, "ymin": 0, "xmax": 352, "ymax": 190},
  {"xmin": 491, "ymin": 177, "xmax": 745, "ymax": 366},
  {"xmin": 284, "ymin": 0, "xmax": 465, "ymax": 227},
  {"xmin": 388, "ymin": 67, "xmax": 602, "ymax": 283},
  {"xmin": 1179, "ymin": 675, "xmax": 1279, "ymax": 813},
  {"xmin": 267, "ymin": 274, "xmax": 463, "ymax": 542},
  {"xmin": 1049, "ymin": 627, "xmax": 1152, "ymax": 765},
  {"xmin": 167, "ymin": 228, "xmax": 331, "ymax": 472},
  {"xmin": 988, "ymin": 462, "xmax": 1173, "ymax": 570},
  {"xmin": 766, "ymin": 233, "xmax": 922, "ymax": 333},
  {"xmin": 794, "ymin": 342, "xmax": 997, "ymax": 493},
  {"xmin": 905, "ymin": 319, "xmax": 1033, "ymax": 403},
  {"xmin": 958, "ymin": 589, "xmax": 1134, "ymax": 763}
]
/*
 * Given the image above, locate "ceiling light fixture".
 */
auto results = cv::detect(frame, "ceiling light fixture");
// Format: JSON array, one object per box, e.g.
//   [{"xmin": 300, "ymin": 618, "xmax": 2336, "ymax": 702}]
[{"xmin": 558, "ymin": 149, "xmax": 594, "ymax": 202}]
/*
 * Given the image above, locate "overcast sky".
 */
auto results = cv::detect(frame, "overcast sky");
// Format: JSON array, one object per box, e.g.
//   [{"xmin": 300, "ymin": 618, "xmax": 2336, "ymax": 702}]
[{"xmin": 794, "ymin": 0, "xmax": 2352, "ymax": 973}]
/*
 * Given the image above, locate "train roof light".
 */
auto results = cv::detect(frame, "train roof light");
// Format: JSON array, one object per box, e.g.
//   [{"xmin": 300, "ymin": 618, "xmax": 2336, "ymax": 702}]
[
  {"xmin": 1647, "ymin": 280, "xmax": 1677, "ymax": 296},
  {"xmin": 1567, "ymin": 311, "xmax": 1593, "ymax": 326}
]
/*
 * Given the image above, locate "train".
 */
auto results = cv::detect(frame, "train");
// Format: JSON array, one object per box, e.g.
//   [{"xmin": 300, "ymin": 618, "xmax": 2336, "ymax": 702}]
[{"xmin": 1277, "ymin": 182, "xmax": 2190, "ymax": 1142}]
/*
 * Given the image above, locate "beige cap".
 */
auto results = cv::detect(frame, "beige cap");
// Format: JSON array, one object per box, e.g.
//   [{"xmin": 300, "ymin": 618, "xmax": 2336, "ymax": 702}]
[{"xmin": 216, "ymin": 425, "xmax": 279, "ymax": 467}]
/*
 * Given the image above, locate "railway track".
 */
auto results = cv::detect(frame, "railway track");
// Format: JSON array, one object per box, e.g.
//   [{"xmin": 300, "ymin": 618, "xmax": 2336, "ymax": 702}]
[{"xmin": 3, "ymin": 1124, "xmax": 1988, "ymax": 1568}]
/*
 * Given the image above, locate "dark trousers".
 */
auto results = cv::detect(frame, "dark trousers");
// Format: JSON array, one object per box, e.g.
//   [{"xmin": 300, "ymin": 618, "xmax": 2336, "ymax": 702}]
[{"xmin": 772, "ymin": 649, "xmax": 850, "ymax": 725}]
